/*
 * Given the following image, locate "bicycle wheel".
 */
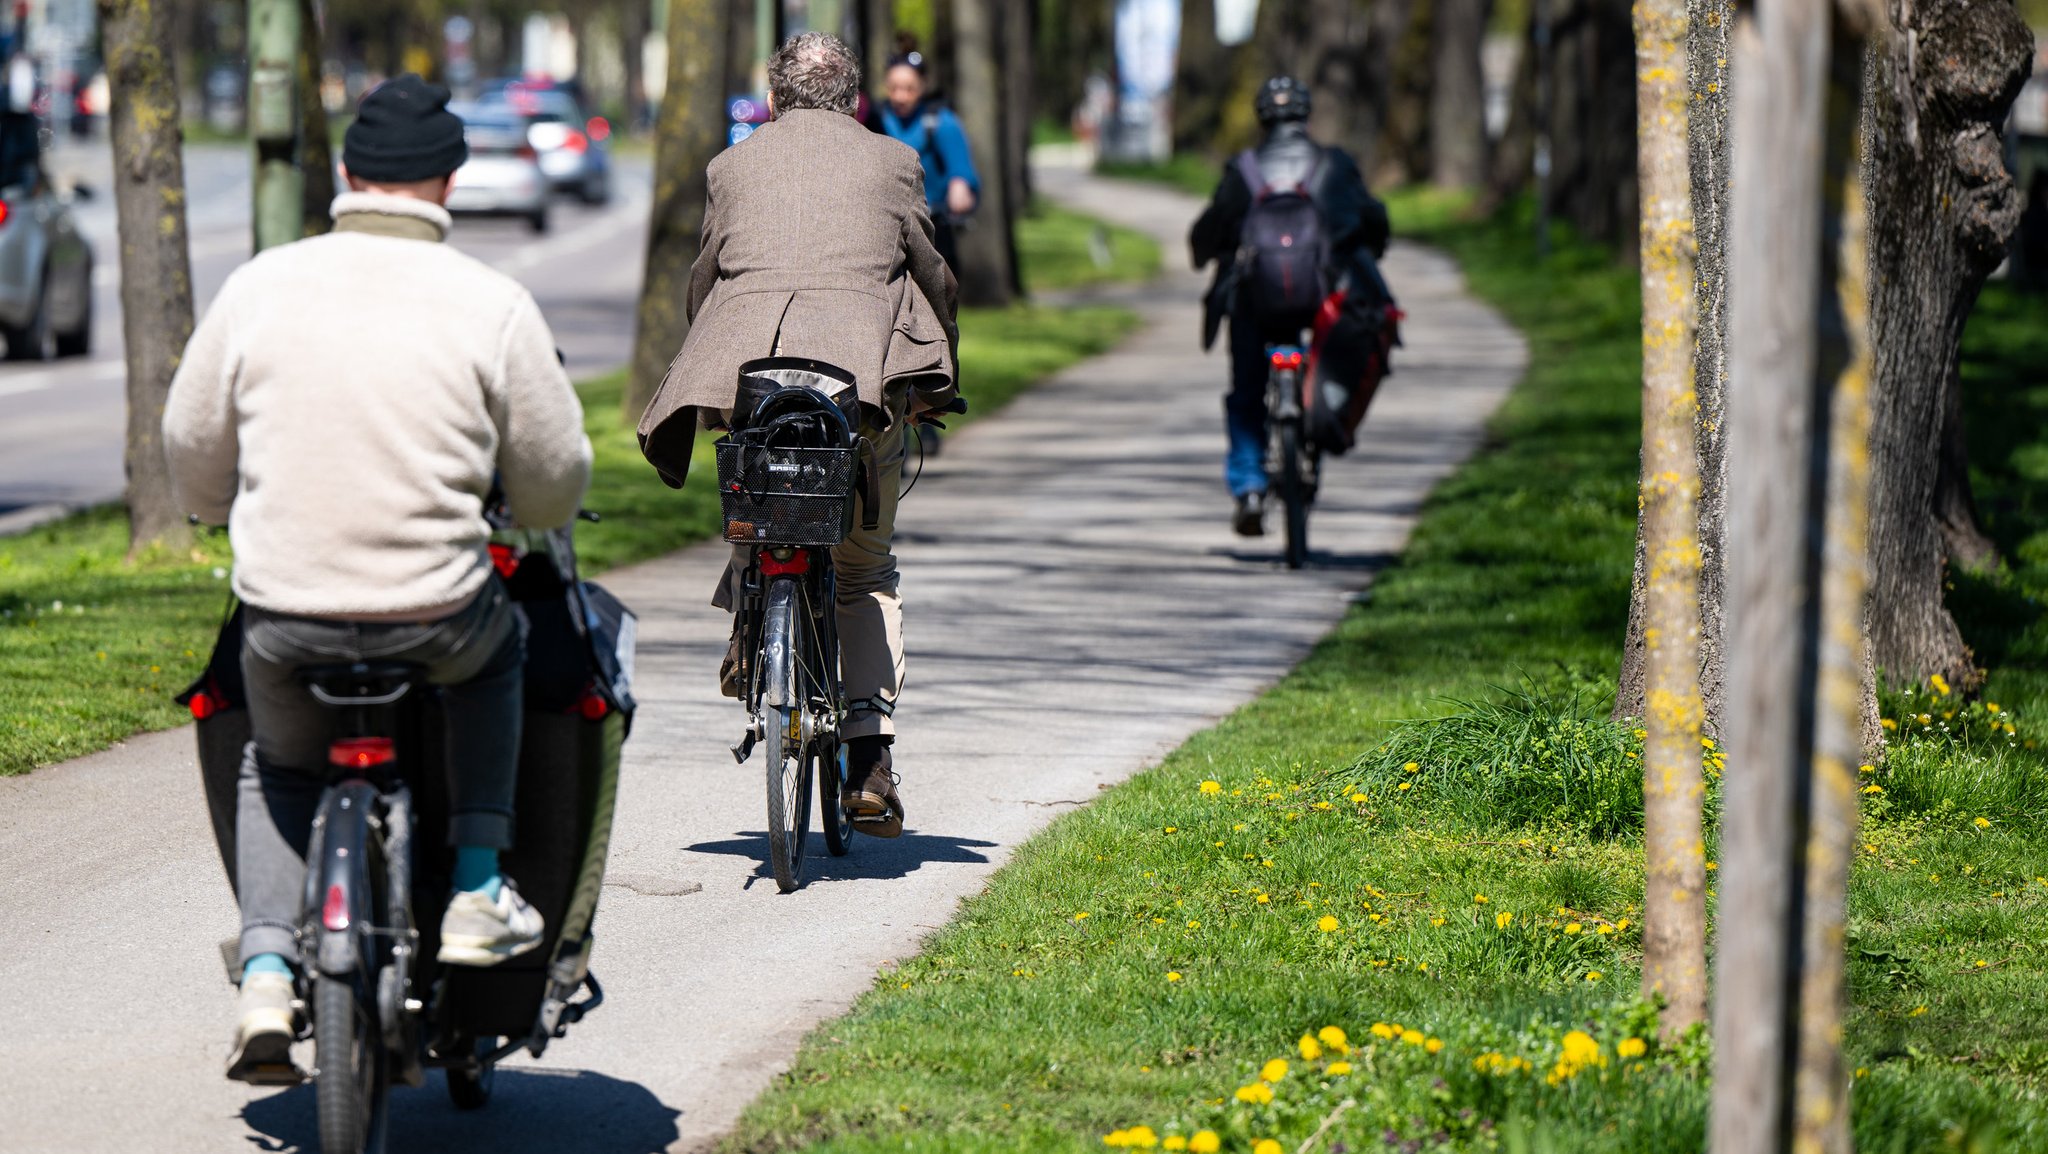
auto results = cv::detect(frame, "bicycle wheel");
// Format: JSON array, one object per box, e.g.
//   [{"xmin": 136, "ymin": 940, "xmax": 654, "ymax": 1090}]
[
  {"xmin": 817, "ymin": 735, "xmax": 852, "ymax": 857},
  {"xmin": 315, "ymin": 975, "xmax": 388, "ymax": 1154},
  {"xmin": 761, "ymin": 578, "xmax": 813, "ymax": 892},
  {"xmin": 445, "ymin": 1036, "xmax": 497, "ymax": 1110},
  {"xmin": 1279, "ymin": 421, "xmax": 1309, "ymax": 569}
]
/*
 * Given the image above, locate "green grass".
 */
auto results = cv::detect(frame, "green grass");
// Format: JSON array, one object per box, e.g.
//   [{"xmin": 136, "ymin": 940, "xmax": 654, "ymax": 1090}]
[
  {"xmin": 0, "ymin": 207, "xmax": 1155, "ymax": 774},
  {"xmin": 714, "ymin": 198, "xmax": 2048, "ymax": 1153}
]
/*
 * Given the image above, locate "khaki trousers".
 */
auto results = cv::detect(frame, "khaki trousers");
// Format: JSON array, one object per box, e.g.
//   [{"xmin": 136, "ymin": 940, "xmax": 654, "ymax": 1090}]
[{"xmin": 720, "ymin": 391, "xmax": 907, "ymax": 740}]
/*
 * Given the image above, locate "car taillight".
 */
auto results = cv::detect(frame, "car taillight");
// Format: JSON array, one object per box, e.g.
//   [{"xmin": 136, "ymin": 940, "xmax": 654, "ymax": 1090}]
[
  {"xmin": 517, "ymin": 145, "xmax": 538, "ymax": 162},
  {"xmin": 562, "ymin": 130, "xmax": 588, "ymax": 154},
  {"xmin": 329, "ymin": 736, "xmax": 396, "ymax": 769},
  {"xmin": 586, "ymin": 116, "xmax": 610, "ymax": 143}
]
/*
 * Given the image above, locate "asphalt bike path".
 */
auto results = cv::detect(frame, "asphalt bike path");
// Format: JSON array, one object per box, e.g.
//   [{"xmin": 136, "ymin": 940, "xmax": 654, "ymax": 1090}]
[{"xmin": 0, "ymin": 166, "xmax": 1526, "ymax": 1152}]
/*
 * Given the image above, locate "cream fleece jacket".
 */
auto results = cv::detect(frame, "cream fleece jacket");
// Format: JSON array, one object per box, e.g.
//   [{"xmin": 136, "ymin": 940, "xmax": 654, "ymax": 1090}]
[{"xmin": 163, "ymin": 192, "xmax": 592, "ymax": 619}]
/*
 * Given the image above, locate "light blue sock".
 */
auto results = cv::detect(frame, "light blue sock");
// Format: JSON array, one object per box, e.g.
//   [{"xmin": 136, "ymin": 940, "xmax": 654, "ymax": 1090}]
[
  {"xmin": 242, "ymin": 952, "xmax": 292, "ymax": 984},
  {"xmin": 452, "ymin": 846, "xmax": 503, "ymax": 900}
]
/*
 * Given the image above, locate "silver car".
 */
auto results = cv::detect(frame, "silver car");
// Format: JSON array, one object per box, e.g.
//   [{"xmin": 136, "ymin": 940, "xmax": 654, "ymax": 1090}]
[
  {"xmin": 446, "ymin": 102, "xmax": 550, "ymax": 233},
  {"xmin": 0, "ymin": 112, "xmax": 92, "ymax": 360}
]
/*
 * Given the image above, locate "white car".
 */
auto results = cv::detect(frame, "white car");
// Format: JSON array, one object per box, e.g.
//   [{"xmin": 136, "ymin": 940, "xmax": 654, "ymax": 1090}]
[
  {"xmin": 0, "ymin": 111, "xmax": 91, "ymax": 360},
  {"xmin": 446, "ymin": 102, "xmax": 550, "ymax": 233}
]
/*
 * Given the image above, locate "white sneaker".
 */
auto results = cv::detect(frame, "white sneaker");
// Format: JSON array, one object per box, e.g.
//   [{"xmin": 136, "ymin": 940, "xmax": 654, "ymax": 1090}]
[
  {"xmin": 225, "ymin": 971, "xmax": 305, "ymax": 1085},
  {"xmin": 437, "ymin": 878, "xmax": 546, "ymax": 966}
]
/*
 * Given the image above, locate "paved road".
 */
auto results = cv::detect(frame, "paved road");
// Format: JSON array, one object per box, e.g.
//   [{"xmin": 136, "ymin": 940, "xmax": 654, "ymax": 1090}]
[
  {"xmin": 0, "ymin": 140, "xmax": 650, "ymax": 526},
  {"xmin": 0, "ymin": 167, "xmax": 1526, "ymax": 1153}
]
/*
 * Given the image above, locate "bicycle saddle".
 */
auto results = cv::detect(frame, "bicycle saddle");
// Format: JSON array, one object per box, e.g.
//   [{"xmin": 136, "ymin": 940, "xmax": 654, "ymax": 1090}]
[{"xmin": 299, "ymin": 662, "xmax": 428, "ymax": 707}]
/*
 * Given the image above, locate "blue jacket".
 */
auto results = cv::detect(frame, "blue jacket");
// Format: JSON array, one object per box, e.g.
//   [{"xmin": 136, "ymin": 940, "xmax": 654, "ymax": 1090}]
[{"xmin": 878, "ymin": 101, "xmax": 979, "ymax": 211}]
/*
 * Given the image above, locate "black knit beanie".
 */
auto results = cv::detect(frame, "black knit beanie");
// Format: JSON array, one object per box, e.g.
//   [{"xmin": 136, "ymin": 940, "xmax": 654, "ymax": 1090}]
[{"xmin": 343, "ymin": 74, "xmax": 468, "ymax": 182}]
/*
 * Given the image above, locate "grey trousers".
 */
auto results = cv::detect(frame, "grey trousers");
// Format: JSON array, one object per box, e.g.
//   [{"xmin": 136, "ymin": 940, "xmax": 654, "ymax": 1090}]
[{"xmin": 235, "ymin": 580, "xmax": 525, "ymax": 968}]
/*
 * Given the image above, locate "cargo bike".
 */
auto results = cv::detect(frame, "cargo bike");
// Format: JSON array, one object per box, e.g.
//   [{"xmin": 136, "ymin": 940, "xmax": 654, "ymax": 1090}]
[{"xmin": 179, "ymin": 506, "xmax": 637, "ymax": 1154}]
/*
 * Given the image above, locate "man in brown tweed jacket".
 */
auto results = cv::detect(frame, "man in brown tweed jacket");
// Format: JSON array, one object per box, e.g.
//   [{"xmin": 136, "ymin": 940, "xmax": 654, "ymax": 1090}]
[{"xmin": 637, "ymin": 32, "xmax": 959, "ymax": 837}]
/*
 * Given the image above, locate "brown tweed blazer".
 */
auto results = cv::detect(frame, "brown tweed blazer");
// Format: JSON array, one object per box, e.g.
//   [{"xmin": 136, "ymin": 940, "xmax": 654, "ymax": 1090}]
[{"xmin": 636, "ymin": 108, "xmax": 960, "ymax": 487}]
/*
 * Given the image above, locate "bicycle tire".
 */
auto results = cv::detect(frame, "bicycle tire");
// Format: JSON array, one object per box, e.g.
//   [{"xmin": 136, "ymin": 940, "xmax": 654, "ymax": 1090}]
[
  {"xmin": 762, "ymin": 579, "xmax": 812, "ymax": 892},
  {"xmin": 445, "ymin": 1036, "xmax": 497, "ymax": 1110},
  {"xmin": 817, "ymin": 735, "xmax": 852, "ymax": 856},
  {"xmin": 1279, "ymin": 421, "xmax": 1309, "ymax": 569},
  {"xmin": 315, "ymin": 975, "xmax": 388, "ymax": 1154}
]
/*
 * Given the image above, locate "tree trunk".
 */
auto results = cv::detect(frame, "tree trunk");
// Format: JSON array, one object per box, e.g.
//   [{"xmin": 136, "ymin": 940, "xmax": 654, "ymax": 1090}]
[
  {"xmin": 950, "ymin": 0, "xmax": 1014, "ymax": 307},
  {"xmin": 1302, "ymin": 0, "xmax": 1372, "ymax": 169},
  {"xmin": 1485, "ymin": 10, "xmax": 1538, "ymax": 205},
  {"xmin": 1543, "ymin": 0, "xmax": 1637, "ymax": 250},
  {"xmin": 1002, "ymin": 0, "xmax": 1034, "ymax": 237},
  {"xmin": 1430, "ymin": 0, "xmax": 1489, "ymax": 187},
  {"xmin": 862, "ymin": 0, "xmax": 896, "ymax": 94},
  {"xmin": 1173, "ymin": 0, "xmax": 1231, "ymax": 156},
  {"xmin": 930, "ymin": 0, "xmax": 956, "ymax": 98},
  {"xmin": 1632, "ymin": 0, "xmax": 1706, "ymax": 1042},
  {"xmin": 1863, "ymin": 0, "xmax": 2031, "ymax": 693},
  {"xmin": 300, "ymin": 0, "xmax": 335, "ymax": 238},
  {"xmin": 621, "ymin": 0, "xmax": 650, "ymax": 131},
  {"xmin": 1357, "ymin": 0, "xmax": 1420, "ymax": 181},
  {"xmin": 1378, "ymin": 0, "xmax": 1435, "ymax": 186},
  {"xmin": 625, "ymin": 0, "xmax": 733, "ymax": 424},
  {"xmin": 1615, "ymin": 0, "xmax": 1733, "ymax": 730},
  {"xmin": 101, "ymin": 0, "xmax": 197, "ymax": 555}
]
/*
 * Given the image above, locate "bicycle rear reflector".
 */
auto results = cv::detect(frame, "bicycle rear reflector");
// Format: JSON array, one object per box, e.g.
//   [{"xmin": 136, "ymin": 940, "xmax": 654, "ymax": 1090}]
[
  {"xmin": 328, "ymin": 737, "xmax": 397, "ymax": 769},
  {"xmin": 1269, "ymin": 349, "xmax": 1305, "ymax": 370},
  {"xmin": 188, "ymin": 689, "xmax": 221, "ymax": 721},
  {"xmin": 576, "ymin": 689, "xmax": 611, "ymax": 721},
  {"xmin": 322, "ymin": 883, "xmax": 350, "ymax": 931},
  {"xmin": 761, "ymin": 552, "xmax": 812, "ymax": 577}
]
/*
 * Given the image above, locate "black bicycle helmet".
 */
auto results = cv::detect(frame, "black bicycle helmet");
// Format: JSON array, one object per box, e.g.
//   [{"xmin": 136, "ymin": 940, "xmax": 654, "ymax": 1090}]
[{"xmin": 1255, "ymin": 76, "xmax": 1312, "ymax": 125}]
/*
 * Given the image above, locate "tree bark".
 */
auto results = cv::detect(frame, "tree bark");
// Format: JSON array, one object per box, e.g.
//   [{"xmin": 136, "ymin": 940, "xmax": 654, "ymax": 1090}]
[
  {"xmin": 949, "ymin": 0, "xmax": 1014, "ymax": 307},
  {"xmin": 1616, "ymin": 0, "xmax": 1733, "ymax": 730},
  {"xmin": 1863, "ymin": 0, "xmax": 2031, "ymax": 693},
  {"xmin": 626, "ymin": 0, "xmax": 733, "ymax": 424},
  {"xmin": 1485, "ymin": 9, "xmax": 1538, "ymax": 205},
  {"xmin": 1359, "ymin": 0, "xmax": 1421, "ymax": 181},
  {"xmin": 1002, "ymin": 0, "xmax": 1034, "ymax": 252},
  {"xmin": 299, "ymin": 0, "xmax": 335, "ymax": 238},
  {"xmin": 1378, "ymin": 0, "xmax": 1436, "ymax": 186},
  {"xmin": 1430, "ymin": 0, "xmax": 1490, "ymax": 187},
  {"xmin": 862, "ymin": 0, "xmax": 896, "ymax": 93},
  {"xmin": 1542, "ymin": 0, "xmax": 1638, "ymax": 249},
  {"xmin": 1632, "ymin": 0, "xmax": 1706, "ymax": 1042},
  {"xmin": 101, "ymin": 0, "xmax": 198, "ymax": 556},
  {"xmin": 1172, "ymin": 0, "xmax": 1231, "ymax": 155}
]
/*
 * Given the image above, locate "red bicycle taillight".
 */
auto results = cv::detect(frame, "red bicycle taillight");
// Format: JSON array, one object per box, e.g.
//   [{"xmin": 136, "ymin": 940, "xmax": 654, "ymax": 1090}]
[
  {"xmin": 0, "ymin": 201, "xmax": 12, "ymax": 229},
  {"xmin": 576, "ymin": 689, "xmax": 611, "ymax": 721},
  {"xmin": 761, "ymin": 552, "xmax": 811, "ymax": 577},
  {"xmin": 328, "ymin": 737, "xmax": 396, "ymax": 769},
  {"xmin": 322, "ymin": 883, "xmax": 350, "ymax": 931},
  {"xmin": 489, "ymin": 543, "xmax": 521, "ymax": 579},
  {"xmin": 189, "ymin": 690, "xmax": 220, "ymax": 720},
  {"xmin": 1269, "ymin": 349, "xmax": 1305, "ymax": 371}
]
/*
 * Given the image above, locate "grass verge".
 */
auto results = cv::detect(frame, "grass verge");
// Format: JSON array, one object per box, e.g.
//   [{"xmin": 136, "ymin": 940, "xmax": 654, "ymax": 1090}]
[
  {"xmin": 713, "ymin": 197, "xmax": 2048, "ymax": 1152},
  {"xmin": 0, "ymin": 206, "xmax": 1155, "ymax": 774}
]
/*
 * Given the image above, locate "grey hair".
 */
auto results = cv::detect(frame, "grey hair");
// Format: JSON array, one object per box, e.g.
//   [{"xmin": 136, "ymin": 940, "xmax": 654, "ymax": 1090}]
[{"xmin": 768, "ymin": 32, "xmax": 862, "ymax": 116}]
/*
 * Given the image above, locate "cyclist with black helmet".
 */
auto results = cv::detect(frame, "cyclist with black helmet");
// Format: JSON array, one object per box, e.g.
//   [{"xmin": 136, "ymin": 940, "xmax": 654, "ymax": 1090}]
[{"xmin": 1191, "ymin": 76, "xmax": 1395, "ymax": 536}]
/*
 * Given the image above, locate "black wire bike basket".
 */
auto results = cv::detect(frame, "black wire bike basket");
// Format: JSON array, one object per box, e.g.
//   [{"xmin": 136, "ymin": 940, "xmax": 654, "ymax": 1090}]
[{"xmin": 716, "ymin": 441, "xmax": 859, "ymax": 547}]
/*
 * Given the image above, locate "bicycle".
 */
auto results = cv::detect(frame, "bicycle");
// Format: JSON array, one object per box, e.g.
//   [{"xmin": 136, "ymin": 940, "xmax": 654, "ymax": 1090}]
[
  {"xmin": 1265, "ymin": 344, "xmax": 1319, "ymax": 569},
  {"xmin": 179, "ymin": 513, "xmax": 634, "ymax": 1154},
  {"xmin": 717, "ymin": 358, "xmax": 963, "ymax": 892}
]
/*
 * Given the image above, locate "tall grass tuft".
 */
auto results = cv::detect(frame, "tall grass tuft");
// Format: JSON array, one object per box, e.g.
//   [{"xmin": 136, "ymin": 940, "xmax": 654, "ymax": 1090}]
[{"xmin": 1345, "ymin": 683, "xmax": 1646, "ymax": 838}]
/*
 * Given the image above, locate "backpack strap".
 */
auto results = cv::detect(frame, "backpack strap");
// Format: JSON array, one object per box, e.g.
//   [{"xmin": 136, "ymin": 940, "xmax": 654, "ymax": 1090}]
[
  {"xmin": 1233, "ymin": 149, "xmax": 1269, "ymax": 199},
  {"xmin": 921, "ymin": 105, "xmax": 948, "ymax": 180}
]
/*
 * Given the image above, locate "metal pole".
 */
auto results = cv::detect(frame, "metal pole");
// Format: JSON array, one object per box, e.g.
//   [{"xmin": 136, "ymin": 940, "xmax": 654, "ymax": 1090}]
[{"xmin": 248, "ymin": 0, "xmax": 303, "ymax": 253}]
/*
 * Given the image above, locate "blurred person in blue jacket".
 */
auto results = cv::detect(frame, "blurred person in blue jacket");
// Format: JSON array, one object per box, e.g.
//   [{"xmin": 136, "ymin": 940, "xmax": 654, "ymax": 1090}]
[{"xmin": 875, "ymin": 45, "xmax": 979, "ymax": 273}]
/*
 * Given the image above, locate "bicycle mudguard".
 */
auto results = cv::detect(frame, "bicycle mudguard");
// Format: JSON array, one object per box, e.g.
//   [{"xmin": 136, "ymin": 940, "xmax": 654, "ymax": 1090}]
[
  {"xmin": 307, "ymin": 780, "xmax": 384, "ymax": 978},
  {"xmin": 761, "ymin": 579, "xmax": 799, "ymax": 710}
]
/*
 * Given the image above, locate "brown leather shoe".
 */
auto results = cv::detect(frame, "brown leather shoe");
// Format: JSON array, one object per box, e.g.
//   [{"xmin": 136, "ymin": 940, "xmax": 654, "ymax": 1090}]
[{"xmin": 841, "ymin": 738, "xmax": 903, "ymax": 838}]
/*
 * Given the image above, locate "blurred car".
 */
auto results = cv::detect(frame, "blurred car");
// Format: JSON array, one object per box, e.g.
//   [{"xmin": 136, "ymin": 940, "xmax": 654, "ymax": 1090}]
[
  {"xmin": 447, "ymin": 102, "xmax": 550, "ymax": 233},
  {"xmin": 0, "ymin": 111, "xmax": 92, "ymax": 361},
  {"xmin": 482, "ymin": 79, "xmax": 612, "ymax": 204}
]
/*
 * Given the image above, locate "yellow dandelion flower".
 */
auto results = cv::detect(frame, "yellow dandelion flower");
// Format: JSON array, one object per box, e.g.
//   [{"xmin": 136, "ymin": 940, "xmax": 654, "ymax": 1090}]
[
  {"xmin": 1496, "ymin": 911, "xmax": 1514, "ymax": 929},
  {"xmin": 1350, "ymin": 792, "xmax": 1368, "ymax": 803},
  {"xmin": 1401, "ymin": 1029, "xmax": 1425, "ymax": 1046},
  {"xmin": 1931, "ymin": 673, "xmax": 1951, "ymax": 696},
  {"xmin": 1617, "ymin": 1037, "xmax": 1647, "ymax": 1059},
  {"xmin": 1317, "ymin": 1026, "xmax": 1349, "ymax": 1051},
  {"xmin": 1187, "ymin": 920, "xmax": 1200, "ymax": 929},
  {"xmin": 1988, "ymin": 703, "xmax": 2002, "ymax": 713},
  {"xmin": 1616, "ymin": 918, "xmax": 1630, "ymax": 931},
  {"xmin": 1858, "ymin": 764, "xmax": 1875, "ymax": 775},
  {"xmin": 1318, "ymin": 915, "xmax": 1340, "ymax": 932},
  {"xmin": 1199, "ymin": 780, "xmax": 1222, "ymax": 794},
  {"xmin": 1105, "ymin": 1130, "xmax": 1129, "ymax": 1147},
  {"xmin": 1261, "ymin": 1058, "xmax": 1290, "ymax": 1082},
  {"xmin": 1397, "ymin": 781, "xmax": 1413, "ymax": 792},
  {"xmin": 1705, "ymin": 861, "xmax": 1718, "ymax": 871},
  {"xmin": 1909, "ymin": 1005, "xmax": 1928, "ymax": 1017},
  {"xmin": 1298, "ymin": 1035, "xmax": 1323, "ymax": 1060},
  {"xmin": 1254, "ymin": 1141, "xmax": 1284, "ymax": 1154},
  {"xmin": 1882, "ymin": 717, "xmax": 1898, "ymax": 731},
  {"xmin": 1975, "ymin": 959, "xmax": 1989, "ymax": 968},
  {"xmin": 1255, "ymin": 893, "xmax": 1270, "ymax": 904},
  {"xmin": 1425, "ymin": 1037, "xmax": 1445, "ymax": 1054},
  {"xmin": 1234, "ymin": 1082, "xmax": 1273, "ymax": 1104},
  {"xmin": 1431, "ymin": 916, "xmax": 1446, "ymax": 927},
  {"xmin": 1862, "ymin": 783, "xmax": 1885, "ymax": 795},
  {"xmin": 1073, "ymin": 912, "xmax": 1090, "ymax": 920},
  {"xmin": 1596, "ymin": 923, "xmax": 1615, "ymax": 935},
  {"xmin": 1163, "ymin": 1138, "xmax": 1188, "ymax": 1152},
  {"xmin": 1403, "ymin": 762, "xmax": 1419, "ymax": 772},
  {"xmin": 1189, "ymin": 1133, "xmax": 1221, "ymax": 1154},
  {"xmin": 1586, "ymin": 970, "xmax": 1604, "ymax": 981},
  {"xmin": 1474, "ymin": 894, "xmax": 1488, "ymax": 904},
  {"xmin": 1166, "ymin": 971, "xmax": 1182, "ymax": 982},
  {"xmin": 1975, "ymin": 817, "xmax": 1992, "ymax": 829},
  {"xmin": 1327, "ymin": 1060, "xmax": 1353, "ymax": 1075},
  {"xmin": 1370, "ymin": 1022, "xmax": 1395, "ymax": 1039},
  {"xmin": 1564, "ymin": 922, "xmax": 1583, "ymax": 935}
]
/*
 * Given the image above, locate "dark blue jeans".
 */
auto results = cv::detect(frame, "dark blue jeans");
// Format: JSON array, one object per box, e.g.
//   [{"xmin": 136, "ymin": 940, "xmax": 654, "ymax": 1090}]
[
  {"xmin": 234, "ymin": 580, "xmax": 524, "ymax": 968},
  {"xmin": 1226, "ymin": 304, "xmax": 1303, "ymax": 498}
]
